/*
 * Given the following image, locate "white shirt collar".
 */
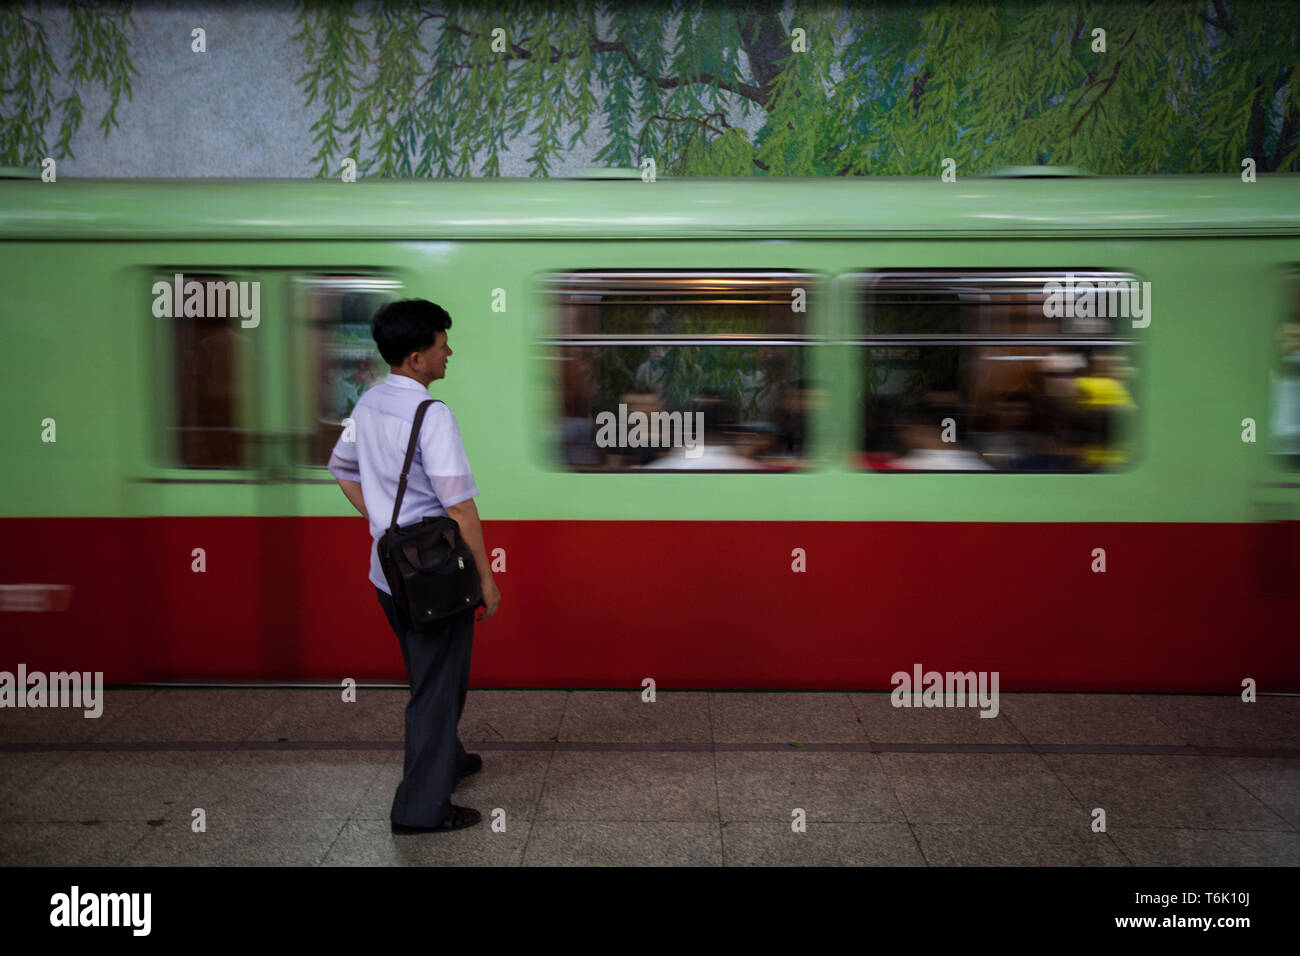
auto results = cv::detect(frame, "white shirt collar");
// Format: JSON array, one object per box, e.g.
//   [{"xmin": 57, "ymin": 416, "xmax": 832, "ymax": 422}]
[{"xmin": 384, "ymin": 373, "xmax": 430, "ymax": 392}]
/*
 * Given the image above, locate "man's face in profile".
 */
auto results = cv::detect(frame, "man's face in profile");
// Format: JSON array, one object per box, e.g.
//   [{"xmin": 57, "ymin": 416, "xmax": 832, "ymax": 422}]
[{"xmin": 422, "ymin": 330, "xmax": 453, "ymax": 381}]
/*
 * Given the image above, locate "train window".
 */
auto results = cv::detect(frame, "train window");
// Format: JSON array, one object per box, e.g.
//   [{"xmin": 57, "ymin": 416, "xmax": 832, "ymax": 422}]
[
  {"xmin": 854, "ymin": 271, "xmax": 1142, "ymax": 472},
  {"xmin": 1274, "ymin": 273, "xmax": 1300, "ymax": 470},
  {"xmin": 544, "ymin": 271, "xmax": 817, "ymax": 471},
  {"xmin": 158, "ymin": 272, "xmax": 249, "ymax": 468},
  {"xmin": 292, "ymin": 276, "xmax": 402, "ymax": 466}
]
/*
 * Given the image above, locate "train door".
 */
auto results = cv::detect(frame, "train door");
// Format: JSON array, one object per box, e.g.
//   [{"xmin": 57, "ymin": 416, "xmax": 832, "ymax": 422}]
[
  {"xmin": 130, "ymin": 267, "xmax": 279, "ymax": 680},
  {"xmin": 276, "ymin": 274, "xmax": 404, "ymax": 679},
  {"xmin": 1251, "ymin": 268, "xmax": 1300, "ymax": 684}
]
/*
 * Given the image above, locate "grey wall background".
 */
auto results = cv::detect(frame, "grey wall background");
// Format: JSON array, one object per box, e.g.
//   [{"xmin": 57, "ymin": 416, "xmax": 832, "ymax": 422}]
[
  {"xmin": 45, "ymin": 2, "xmax": 318, "ymax": 176},
  {"xmin": 35, "ymin": 0, "xmax": 766, "ymax": 178}
]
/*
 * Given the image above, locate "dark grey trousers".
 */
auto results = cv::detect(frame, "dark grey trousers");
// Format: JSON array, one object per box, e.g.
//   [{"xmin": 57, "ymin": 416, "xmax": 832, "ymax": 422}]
[{"xmin": 375, "ymin": 586, "xmax": 475, "ymax": 828}]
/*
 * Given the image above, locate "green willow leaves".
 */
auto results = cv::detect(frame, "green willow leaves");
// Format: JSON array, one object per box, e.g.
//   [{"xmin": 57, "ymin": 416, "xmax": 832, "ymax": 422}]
[
  {"xmin": 0, "ymin": 1, "xmax": 1296, "ymax": 175},
  {"xmin": 0, "ymin": 0, "xmax": 136, "ymax": 167},
  {"xmin": 294, "ymin": 0, "xmax": 1300, "ymax": 177}
]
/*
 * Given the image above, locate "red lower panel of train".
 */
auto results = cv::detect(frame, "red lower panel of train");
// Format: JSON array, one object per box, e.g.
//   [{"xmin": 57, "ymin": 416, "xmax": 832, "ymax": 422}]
[{"xmin": 0, "ymin": 517, "xmax": 1296, "ymax": 690}]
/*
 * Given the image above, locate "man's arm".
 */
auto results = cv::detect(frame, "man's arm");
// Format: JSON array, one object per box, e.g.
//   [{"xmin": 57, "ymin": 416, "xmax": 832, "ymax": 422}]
[
  {"xmin": 327, "ymin": 423, "xmax": 366, "ymax": 518},
  {"xmin": 444, "ymin": 497, "xmax": 501, "ymax": 621},
  {"xmin": 336, "ymin": 479, "xmax": 367, "ymax": 519}
]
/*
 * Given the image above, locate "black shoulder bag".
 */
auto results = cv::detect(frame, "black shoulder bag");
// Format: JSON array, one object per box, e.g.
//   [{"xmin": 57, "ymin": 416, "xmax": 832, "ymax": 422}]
[{"xmin": 376, "ymin": 399, "xmax": 483, "ymax": 630}]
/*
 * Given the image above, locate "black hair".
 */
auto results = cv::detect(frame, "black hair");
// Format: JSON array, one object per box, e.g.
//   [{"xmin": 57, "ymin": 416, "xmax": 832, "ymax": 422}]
[{"xmin": 370, "ymin": 298, "xmax": 452, "ymax": 366}]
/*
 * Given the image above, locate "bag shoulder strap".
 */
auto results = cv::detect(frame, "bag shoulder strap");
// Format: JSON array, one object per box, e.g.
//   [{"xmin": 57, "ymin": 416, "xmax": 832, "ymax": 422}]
[{"xmin": 388, "ymin": 398, "xmax": 444, "ymax": 532}]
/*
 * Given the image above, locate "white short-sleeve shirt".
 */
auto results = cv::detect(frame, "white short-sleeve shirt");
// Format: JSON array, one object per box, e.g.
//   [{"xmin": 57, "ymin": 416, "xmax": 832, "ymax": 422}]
[{"xmin": 327, "ymin": 373, "xmax": 479, "ymax": 594}]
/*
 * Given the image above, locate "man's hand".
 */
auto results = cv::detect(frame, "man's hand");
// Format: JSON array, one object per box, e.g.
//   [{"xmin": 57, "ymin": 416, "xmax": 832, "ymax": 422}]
[
  {"xmin": 477, "ymin": 577, "xmax": 501, "ymax": 622},
  {"xmin": 445, "ymin": 498, "xmax": 500, "ymax": 623}
]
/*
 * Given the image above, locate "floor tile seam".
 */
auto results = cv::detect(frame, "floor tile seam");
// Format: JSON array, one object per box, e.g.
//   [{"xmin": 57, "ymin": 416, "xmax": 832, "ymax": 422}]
[
  {"xmin": 313, "ymin": 819, "xmax": 352, "ymax": 868},
  {"xmin": 339, "ymin": 754, "xmax": 401, "ymax": 828},
  {"xmin": 329, "ymin": 816, "xmax": 538, "ymax": 851},
  {"xmin": 1105, "ymin": 827, "xmax": 1136, "ymax": 865},
  {"xmin": 76, "ymin": 690, "xmax": 161, "ymax": 746},
  {"xmin": 1, "ymin": 813, "xmax": 368, "ymax": 824},
  {"xmin": 2, "ymin": 754, "xmax": 243, "ymax": 825},
  {"xmin": 1207, "ymin": 761, "xmax": 1299, "ymax": 832},
  {"xmin": 0, "ymin": 741, "xmax": 407, "ymax": 752},
  {"xmin": 1031, "ymin": 743, "xmax": 1138, "ymax": 864},
  {"xmin": 127, "ymin": 805, "xmax": 375, "ymax": 826},
  {"xmin": 27, "ymin": 817, "xmax": 1297, "ymax": 831},
  {"xmin": 6, "ymin": 741, "xmax": 1298, "ymax": 757},
  {"xmin": 711, "ymin": 745, "xmax": 726, "ymax": 861},
  {"xmin": 528, "ymin": 816, "xmax": 748, "ymax": 824},
  {"xmin": 1098, "ymin": 823, "xmax": 1300, "ymax": 832},
  {"xmin": 904, "ymin": 822, "xmax": 931, "ymax": 866},
  {"xmin": 164, "ymin": 801, "xmax": 379, "ymax": 822},
  {"xmin": 0, "ymin": 819, "xmax": 170, "ymax": 827},
  {"xmin": 187, "ymin": 761, "xmax": 396, "ymax": 778},
  {"xmin": 708, "ymin": 695, "xmax": 733, "ymax": 868},
  {"xmin": 1036, "ymin": 743, "xmax": 1095, "ymax": 824},
  {"xmin": 708, "ymin": 695, "xmax": 724, "ymax": 842},
  {"xmin": 519, "ymin": 695, "xmax": 568, "ymax": 866},
  {"xmin": 890, "ymin": 816, "xmax": 1291, "ymax": 829},
  {"xmin": 2, "ymin": 749, "xmax": 76, "ymax": 803},
  {"xmin": 622, "ymin": 814, "xmax": 908, "ymax": 824},
  {"xmin": 244, "ymin": 698, "xmax": 304, "ymax": 746},
  {"xmin": 1132, "ymin": 696, "xmax": 1197, "ymax": 748},
  {"xmin": 866, "ymin": 748, "xmax": 916, "ymax": 841},
  {"xmin": 164, "ymin": 749, "xmax": 246, "ymax": 817},
  {"xmin": 967, "ymin": 700, "xmax": 1034, "ymax": 748}
]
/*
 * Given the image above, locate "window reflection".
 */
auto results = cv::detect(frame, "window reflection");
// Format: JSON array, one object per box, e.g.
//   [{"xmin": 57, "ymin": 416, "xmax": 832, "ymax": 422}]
[
  {"xmin": 1273, "ymin": 275, "xmax": 1300, "ymax": 470},
  {"xmin": 165, "ymin": 273, "xmax": 247, "ymax": 468},
  {"xmin": 295, "ymin": 276, "xmax": 401, "ymax": 466},
  {"xmin": 856, "ymin": 271, "xmax": 1140, "ymax": 472},
  {"xmin": 547, "ymin": 272, "xmax": 819, "ymax": 472}
]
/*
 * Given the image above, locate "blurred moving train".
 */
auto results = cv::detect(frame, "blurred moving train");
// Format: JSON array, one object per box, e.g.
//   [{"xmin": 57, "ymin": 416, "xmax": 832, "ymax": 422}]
[{"xmin": 1, "ymin": 169, "xmax": 1297, "ymax": 690}]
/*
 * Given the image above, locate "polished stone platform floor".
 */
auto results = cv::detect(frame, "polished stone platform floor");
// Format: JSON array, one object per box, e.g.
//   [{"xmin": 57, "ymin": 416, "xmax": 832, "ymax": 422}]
[{"xmin": 1, "ymin": 689, "xmax": 1295, "ymax": 866}]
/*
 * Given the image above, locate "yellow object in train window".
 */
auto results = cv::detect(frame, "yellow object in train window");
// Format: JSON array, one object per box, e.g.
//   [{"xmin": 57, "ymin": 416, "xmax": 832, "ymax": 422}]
[{"xmin": 1076, "ymin": 375, "xmax": 1134, "ymax": 408}]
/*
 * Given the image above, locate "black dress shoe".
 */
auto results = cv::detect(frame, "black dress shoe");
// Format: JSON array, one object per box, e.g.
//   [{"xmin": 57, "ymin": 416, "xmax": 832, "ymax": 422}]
[
  {"xmin": 391, "ymin": 805, "xmax": 481, "ymax": 834},
  {"xmin": 458, "ymin": 753, "xmax": 482, "ymax": 780}
]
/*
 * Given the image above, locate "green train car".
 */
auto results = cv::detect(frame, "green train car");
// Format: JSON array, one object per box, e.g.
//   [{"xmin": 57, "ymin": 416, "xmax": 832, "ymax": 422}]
[{"xmin": 1, "ymin": 171, "xmax": 1297, "ymax": 690}]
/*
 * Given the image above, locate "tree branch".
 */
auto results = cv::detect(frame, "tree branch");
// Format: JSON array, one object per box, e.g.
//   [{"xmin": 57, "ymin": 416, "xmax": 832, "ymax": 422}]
[
  {"xmin": 735, "ymin": 4, "xmax": 788, "ymax": 105},
  {"xmin": 1248, "ymin": 65, "xmax": 1292, "ymax": 171},
  {"xmin": 638, "ymin": 112, "xmax": 768, "ymax": 172},
  {"xmin": 415, "ymin": 60, "xmax": 472, "ymax": 95},
  {"xmin": 1068, "ymin": 25, "xmax": 1139, "ymax": 140},
  {"xmin": 588, "ymin": 30, "xmax": 766, "ymax": 104},
  {"xmin": 1206, "ymin": 0, "xmax": 1238, "ymax": 37},
  {"xmin": 1069, "ymin": 1, "xmax": 1097, "ymax": 49},
  {"xmin": 909, "ymin": 65, "xmax": 931, "ymax": 118},
  {"xmin": 1274, "ymin": 99, "xmax": 1298, "ymax": 171},
  {"xmin": 419, "ymin": 13, "xmax": 769, "ymax": 104},
  {"xmin": 645, "ymin": 113, "xmax": 728, "ymax": 138}
]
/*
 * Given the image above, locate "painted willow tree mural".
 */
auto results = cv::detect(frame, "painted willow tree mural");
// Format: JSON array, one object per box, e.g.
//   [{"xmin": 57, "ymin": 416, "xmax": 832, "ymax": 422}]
[
  {"xmin": 0, "ymin": 0, "xmax": 1297, "ymax": 174},
  {"xmin": 0, "ymin": 1, "xmax": 135, "ymax": 167},
  {"xmin": 293, "ymin": 0, "xmax": 1300, "ymax": 177}
]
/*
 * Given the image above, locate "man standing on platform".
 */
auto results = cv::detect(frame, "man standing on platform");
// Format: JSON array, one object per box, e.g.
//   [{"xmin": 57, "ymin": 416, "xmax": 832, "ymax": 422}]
[{"xmin": 328, "ymin": 298, "xmax": 501, "ymax": 834}]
